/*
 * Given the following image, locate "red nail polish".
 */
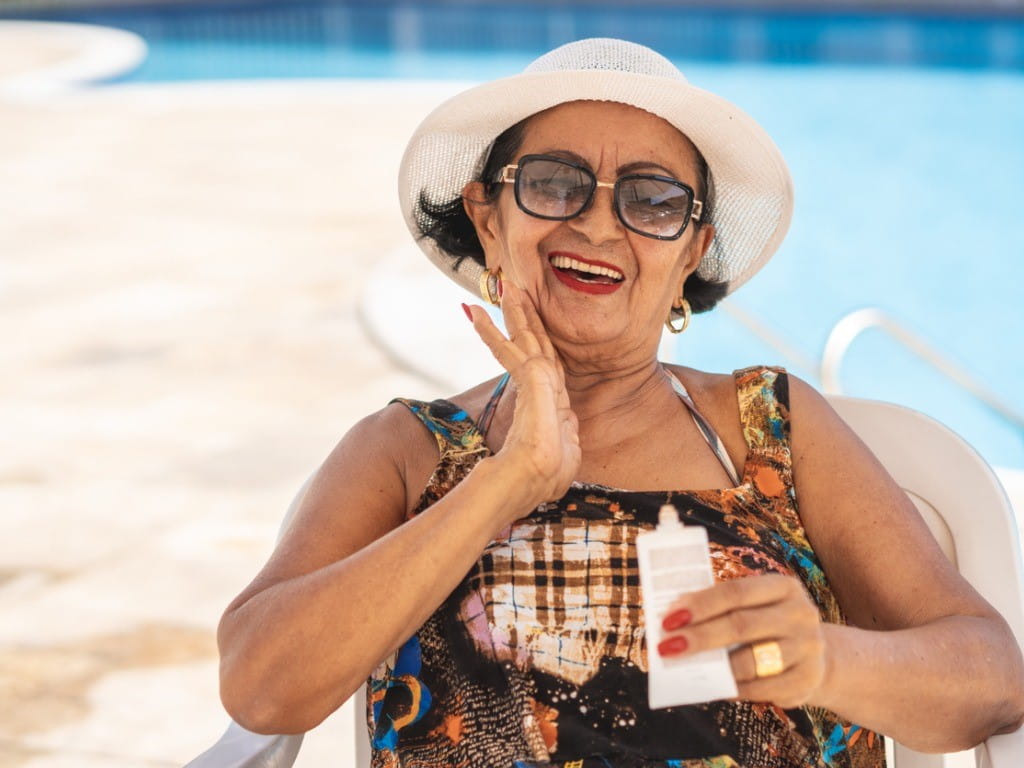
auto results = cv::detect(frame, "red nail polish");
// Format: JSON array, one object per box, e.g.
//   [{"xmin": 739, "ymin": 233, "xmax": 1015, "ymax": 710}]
[
  {"xmin": 657, "ymin": 635, "xmax": 688, "ymax": 656},
  {"xmin": 497, "ymin": 278, "xmax": 504, "ymax": 298},
  {"xmin": 461, "ymin": 303, "xmax": 473, "ymax": 322},
  {"xmin": 662, "ymin": 609, "xmax": 691, "ymax": 631}
]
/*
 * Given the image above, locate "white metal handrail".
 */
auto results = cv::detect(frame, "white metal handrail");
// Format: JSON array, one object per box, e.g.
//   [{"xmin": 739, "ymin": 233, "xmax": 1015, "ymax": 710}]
[
  {"xmin": 821, "ymin": 307, "xmax": 1024, "ymax": 433},
  {"xmin": 719, "ymin": 299, "xmax": 820, "ymax": 374}
]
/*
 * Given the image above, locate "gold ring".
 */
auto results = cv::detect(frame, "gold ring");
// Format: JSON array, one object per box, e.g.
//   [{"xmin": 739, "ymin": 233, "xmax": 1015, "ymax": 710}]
[{"xmin": 751, "ymin": 640, "xmax": 784, "ymax": 678}]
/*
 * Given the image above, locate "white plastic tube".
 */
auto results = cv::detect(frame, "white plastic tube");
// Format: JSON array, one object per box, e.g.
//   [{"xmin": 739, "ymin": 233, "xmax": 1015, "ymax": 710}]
[{"xmin": 636, "ymin": 504, "xmax": 738, "ymax": 708}]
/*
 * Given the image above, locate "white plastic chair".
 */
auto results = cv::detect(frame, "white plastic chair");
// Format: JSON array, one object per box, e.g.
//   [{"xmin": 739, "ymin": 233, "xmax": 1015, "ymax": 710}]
[
  {"xmin": 187, "ymin": 396, "xmax": 1024, "ymax": 768},
  {"xmin": 827, "ymin": 396, "xmax": 1024, "ymax": 768}
]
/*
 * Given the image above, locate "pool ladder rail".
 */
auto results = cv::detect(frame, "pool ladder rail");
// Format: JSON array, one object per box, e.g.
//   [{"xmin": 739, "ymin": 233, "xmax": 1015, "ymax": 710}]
[
  {"xmin": 722, "ymin": 303, "xmax": 1024, "ymax": 438},
  {"xmin": 820, "ymin": 308, "xmax": 1024, "ymax": 435}
]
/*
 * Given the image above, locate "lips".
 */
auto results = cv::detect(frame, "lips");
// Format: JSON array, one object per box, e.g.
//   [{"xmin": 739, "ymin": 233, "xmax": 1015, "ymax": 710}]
[{"xmin": 548, "ymin": 252, "xmax": 624, "ymax": 295}]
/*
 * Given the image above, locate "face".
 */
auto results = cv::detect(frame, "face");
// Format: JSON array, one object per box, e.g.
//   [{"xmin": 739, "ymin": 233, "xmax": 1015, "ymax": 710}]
[{"xmin": 464, "ymin": 100, "xmax": 714, "ymax": 358}]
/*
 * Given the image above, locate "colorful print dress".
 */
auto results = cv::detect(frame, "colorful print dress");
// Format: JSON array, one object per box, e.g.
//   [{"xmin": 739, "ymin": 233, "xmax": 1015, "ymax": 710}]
[{"xmin": 368, "ymin": 367, "xmax": 885, "ymax": 768}]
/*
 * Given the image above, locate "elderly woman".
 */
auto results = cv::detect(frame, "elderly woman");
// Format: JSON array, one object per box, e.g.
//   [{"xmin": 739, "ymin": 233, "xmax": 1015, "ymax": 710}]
[{"xmin": 217, "ymin": 39, "xmax": 1024, "ymax": 767}]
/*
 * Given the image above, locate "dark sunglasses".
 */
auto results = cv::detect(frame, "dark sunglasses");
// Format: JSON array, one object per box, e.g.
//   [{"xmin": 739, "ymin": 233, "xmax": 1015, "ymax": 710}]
[{"xmin": 498, "ymin": 154, "xmax": 703, "ymax": 241}]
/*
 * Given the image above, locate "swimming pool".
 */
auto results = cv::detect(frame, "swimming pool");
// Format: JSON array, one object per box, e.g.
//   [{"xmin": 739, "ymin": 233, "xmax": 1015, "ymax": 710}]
[
  {"xmin": 5, "ymin": 1, "xmax": 1024, "ymax": 79},
  {"xmin": 6, "ymin": 1, "xmax": 1023, "ymax": 467}
]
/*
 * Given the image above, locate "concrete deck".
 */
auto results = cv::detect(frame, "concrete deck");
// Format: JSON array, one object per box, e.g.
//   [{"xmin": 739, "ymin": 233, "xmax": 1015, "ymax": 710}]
[
  {"xmin": 2, "ymin": 20, "xmax": 1021, "ymax": 768},
  {"xmin": 0, "ymin": 22, "xmax": 476, "ymax": 766}
]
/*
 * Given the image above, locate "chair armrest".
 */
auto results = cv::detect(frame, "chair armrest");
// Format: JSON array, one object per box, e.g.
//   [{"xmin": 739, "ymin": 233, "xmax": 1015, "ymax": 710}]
[
  {"xmin": 977, "ymin": 728, "xmax": 1024, "ymax": 768},
  {"xmin": 184, "ymin": 721, "xmax": 303, "ymax": 768}
]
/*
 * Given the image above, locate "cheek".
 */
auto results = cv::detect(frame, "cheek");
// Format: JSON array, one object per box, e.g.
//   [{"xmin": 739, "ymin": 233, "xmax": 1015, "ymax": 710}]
[
  {"xmin": 497, "ymin": 219, "xmax": 561, "ymax": 274},
  {"xmin": 636, "ymin": 244, "xmax": 691, "ymax": 287}
]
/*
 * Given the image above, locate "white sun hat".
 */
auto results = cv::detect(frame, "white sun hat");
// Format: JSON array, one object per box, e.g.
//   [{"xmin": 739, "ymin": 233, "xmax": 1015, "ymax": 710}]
[{"xmin": 398, "ymin": 37, "xmax": 793, "ymax": 299}]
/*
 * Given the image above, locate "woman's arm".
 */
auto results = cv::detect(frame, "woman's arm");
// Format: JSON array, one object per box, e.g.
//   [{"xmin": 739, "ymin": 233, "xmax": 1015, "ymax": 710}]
[
  {"xmin": 218, "ymin": 285, "xmax": 580, "ymax": 734},
  {"xmin": 789, "ymin": 376, "xmax": 1024, "ymax": 751},
  {"xmin": 658, "ymin": 375, "xmax": 1024, "ymax": 752},
  {"xmin": 217, "ymin": 405, "xmax": 538, "ymax": 733}
]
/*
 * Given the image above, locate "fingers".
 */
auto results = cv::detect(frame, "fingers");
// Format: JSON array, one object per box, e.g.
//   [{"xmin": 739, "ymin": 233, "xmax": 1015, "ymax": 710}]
[
  {"xmin": 731, "ymin": 651, "xmax": 826, "ymax": 709},
  {"xmin": 507, "ymin": 283, "xmax": 558, "ymax": 361},
  {"xmin": 503, "ymin": 285, "xmax": 569, "ymax": 409},
  {"xmin": 665, "ymin": 573, "xmax": 797, "ymax": 625},
  {"xmin": 728, "ymin": 638, "xmax": 797, "ymax": 684},
  {"xmin": 679, "ymin": 603, "xmax": 795, "ymax": 658},
  {"xmin": 665, "ymin": 582, "xmax": 819, "ymax": 657},
  {"xmin": 467, "ymin": 283, "xmax": 565, "ymax": 386},
  {"xmin": 505, "ymin": 287, "xmax": 559, "ymax": 369},
  {"xmin": 657, "ymin": 575, "xmax": 826, "ymax": 707},
  {"xmin": 464, "ymin": 303, "xmax": 526, "ymax": 373}
]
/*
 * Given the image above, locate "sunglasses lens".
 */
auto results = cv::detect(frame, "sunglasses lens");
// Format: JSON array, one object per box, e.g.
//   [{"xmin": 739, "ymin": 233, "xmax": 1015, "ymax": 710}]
[
  {"xmin": 517, "ymin": 158, "xmax": 593, "ymax": 219},
  {"xmin": 618, "ymin": 177, "xmax": 692, "ymax": 238}
]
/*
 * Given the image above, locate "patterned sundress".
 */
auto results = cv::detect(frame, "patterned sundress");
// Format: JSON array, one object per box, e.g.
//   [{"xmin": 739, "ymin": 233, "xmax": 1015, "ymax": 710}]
[{"xmin": 367, "ymin": 366, "xmax": 885, "ymax": 768}]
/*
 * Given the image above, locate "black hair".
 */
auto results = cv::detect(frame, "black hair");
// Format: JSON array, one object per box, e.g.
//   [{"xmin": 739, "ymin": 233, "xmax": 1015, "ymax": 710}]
[{"xmin": 416, "ymin": 116, "xmax": 728, "ymax": 313}]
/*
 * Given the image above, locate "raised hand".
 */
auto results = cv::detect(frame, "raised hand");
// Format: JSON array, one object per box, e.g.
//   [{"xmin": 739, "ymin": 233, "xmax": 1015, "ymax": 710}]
[{"xmin": 464, "ymin": 282, "xmax": 581, "ymax": 513}]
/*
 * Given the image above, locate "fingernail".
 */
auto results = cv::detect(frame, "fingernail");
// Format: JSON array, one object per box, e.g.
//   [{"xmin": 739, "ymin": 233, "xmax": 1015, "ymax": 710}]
[
  {"xmin": 662, "ymin": 609, "xmax": 691, "ymax": 631},
  {"xmin": 461, "ymin": 303, "xmax": 473, "ymax": 322},
  {"xmin": 497, "ymin": 278, "xmax": 504, "ymax": 299},
  {"xmin": 657, "ymin": 635, "xmax": 688, "ymax": 656}
]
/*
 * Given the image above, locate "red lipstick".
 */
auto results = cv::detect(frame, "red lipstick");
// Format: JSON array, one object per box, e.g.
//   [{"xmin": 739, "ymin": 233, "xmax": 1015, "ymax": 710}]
[{"xmin": 548, "ymin": 251, "xmax": 624, "ymax": 295}]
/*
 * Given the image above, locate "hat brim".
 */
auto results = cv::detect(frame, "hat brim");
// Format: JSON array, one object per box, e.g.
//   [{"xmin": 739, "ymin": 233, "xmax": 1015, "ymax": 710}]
[{"xmin": 398, "ymin": 67, "xmax": 793, "ymax": 299}]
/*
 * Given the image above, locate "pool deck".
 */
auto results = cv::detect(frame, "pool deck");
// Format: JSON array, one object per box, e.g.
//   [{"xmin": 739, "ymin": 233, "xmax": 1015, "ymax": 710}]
[
  {"xmin": 0, "ymin": 23, "xmax": 471, "ymax": 767},
  {"xmin": 2, "ymin": 22, "xmax": 1023, "ymax": 768}
]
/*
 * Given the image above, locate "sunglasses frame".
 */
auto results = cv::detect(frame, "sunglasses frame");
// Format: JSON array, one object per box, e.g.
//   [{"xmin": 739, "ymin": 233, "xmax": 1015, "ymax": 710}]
[{"xmin": 499, "ymin": 153, "xmax": 703, "ymax": 241}]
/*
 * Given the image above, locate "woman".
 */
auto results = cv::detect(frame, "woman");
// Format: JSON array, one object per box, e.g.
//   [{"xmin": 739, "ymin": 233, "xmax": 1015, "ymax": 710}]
[{"xmin": 217, "ymin": 39, "xmax": 1024, "ymax": 767}]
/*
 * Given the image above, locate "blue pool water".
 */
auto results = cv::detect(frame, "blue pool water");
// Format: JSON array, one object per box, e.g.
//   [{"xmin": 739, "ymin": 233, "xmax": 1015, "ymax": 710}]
[
  {"xmin": 7, "ymin": 2, "xmax": 1024, "ymax": 80},
  {"xmin": 7, "ymin": 1, "xmax": 1023, "ymax": 467}
]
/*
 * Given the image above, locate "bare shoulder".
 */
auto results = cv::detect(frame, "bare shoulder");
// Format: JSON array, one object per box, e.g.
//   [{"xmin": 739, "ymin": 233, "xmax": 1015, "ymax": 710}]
[
  {"xmin": 783, "ymin": 373, "xmax": 853, "ymax": 461},
  {"xmin": 224, "ymin": 401, "xmax": 437, "ymax": 608},
  {"xmin": 662, "ymin": 364, "xmax": 738, "ymax": 415},
  {"xmin": 329, "ymin": 374, "xmax": 507, "ymax": 516},
  {"xmin": 678, "ymin": 366, "xmax": 846, "ymax": 459},
  {"xmin": 781, "ymin": 373, "xmax": 896, "ymax": 496},
  {"xmin": 226, "ymin": 380, "xmax": 509, "ymax": 611},
  {"xmin": 662, "ymin": 363, "xmax": 748, "ymax": 469},
  {"xmin": 321, "ymin": 401, "xmax": 440, "ymax": 517},
  {"xmin": 292, "ymin": 400, "xmax": 442, "ymax": 530}
]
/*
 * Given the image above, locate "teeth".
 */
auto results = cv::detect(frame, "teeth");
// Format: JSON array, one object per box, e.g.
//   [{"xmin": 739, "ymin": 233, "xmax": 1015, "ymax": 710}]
[{"xmin": 549, "ymin": 254, "xmax": 623, "ymax": 280}]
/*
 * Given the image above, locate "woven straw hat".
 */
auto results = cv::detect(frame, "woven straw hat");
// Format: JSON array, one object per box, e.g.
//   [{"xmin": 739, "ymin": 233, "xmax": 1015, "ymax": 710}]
[{"xmin": 398, "ymin": 38, "xmax": 793, "ymax": 299}]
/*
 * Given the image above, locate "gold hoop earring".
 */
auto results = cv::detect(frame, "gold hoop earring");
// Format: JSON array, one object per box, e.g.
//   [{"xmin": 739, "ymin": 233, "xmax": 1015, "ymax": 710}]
[
  {"xmin": 665, "ymin": 297, "xmax": 692, "ymax": 335},
  {"xmin": 479, "ymin": 268, "xmax": 502, "ymax": 305}
]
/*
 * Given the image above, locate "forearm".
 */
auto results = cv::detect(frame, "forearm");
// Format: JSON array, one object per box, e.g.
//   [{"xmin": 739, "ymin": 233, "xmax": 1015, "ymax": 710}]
[
  {"xmin": 814, "ymin": 617, "xmax": 1024, "ymax": 752},
  {"xmin": 218, "ymin": 455, "xmax": 535, "ymax": 734}
]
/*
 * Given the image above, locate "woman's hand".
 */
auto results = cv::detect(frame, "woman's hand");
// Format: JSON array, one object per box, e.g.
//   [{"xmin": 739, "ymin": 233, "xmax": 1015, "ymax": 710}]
[
  {"xmin": 464, "ymin": 281, "xmax": 581, "ymax": 512},
  {"xmin": 658, "ymin": 574, "xmax": 828, "ymax": 709}
]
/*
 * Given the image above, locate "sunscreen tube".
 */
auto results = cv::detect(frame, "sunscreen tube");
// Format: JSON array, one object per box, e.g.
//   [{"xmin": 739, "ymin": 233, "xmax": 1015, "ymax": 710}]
[{"xmin": 636, "ymin": 504, "xmax": 738, "ymax": 708}]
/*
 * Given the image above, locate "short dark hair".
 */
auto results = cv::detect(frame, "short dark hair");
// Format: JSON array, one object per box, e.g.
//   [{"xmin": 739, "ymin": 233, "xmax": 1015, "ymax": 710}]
[{"xmin": 416, "ymin": 115, "xmax": 728, "ymax": 313}]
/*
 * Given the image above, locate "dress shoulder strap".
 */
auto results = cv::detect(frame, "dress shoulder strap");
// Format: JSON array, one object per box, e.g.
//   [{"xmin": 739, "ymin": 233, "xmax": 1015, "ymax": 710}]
[
  {"xmin": 733, "ymin": 366, "xmax": 791, "ymax": 451},
  {"xmin": 390, "ymin": 398, "xmax": 490, "ymax": 519},
  {"xmin": 664, "ymin": 370, "xmax": 741, "ymax": 487},
  {"xmin": 389, "ymin": 397, "xmax": 488, "ymax": 458},
  {"xmin": 732, "ymin": 366, "xmax": 794, "ymax": 497}
]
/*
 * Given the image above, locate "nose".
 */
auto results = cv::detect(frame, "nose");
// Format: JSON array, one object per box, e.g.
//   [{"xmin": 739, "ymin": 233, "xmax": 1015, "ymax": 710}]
[{"xmin": 567, "ymin": 184, "xmax": 625, "ymax": 246}]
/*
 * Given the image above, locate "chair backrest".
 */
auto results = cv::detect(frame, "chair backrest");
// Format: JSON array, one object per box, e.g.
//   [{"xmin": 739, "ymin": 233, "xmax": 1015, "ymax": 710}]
[{"xmin": 827, "ymin": 395, "xmax": 1024, "ymax": 768}]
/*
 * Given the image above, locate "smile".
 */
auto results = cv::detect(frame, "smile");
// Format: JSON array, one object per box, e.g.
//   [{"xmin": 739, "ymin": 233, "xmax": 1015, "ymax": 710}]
[{"xmin": 548, "ymin": 253, "xmax": 624, "ymax": 295}]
